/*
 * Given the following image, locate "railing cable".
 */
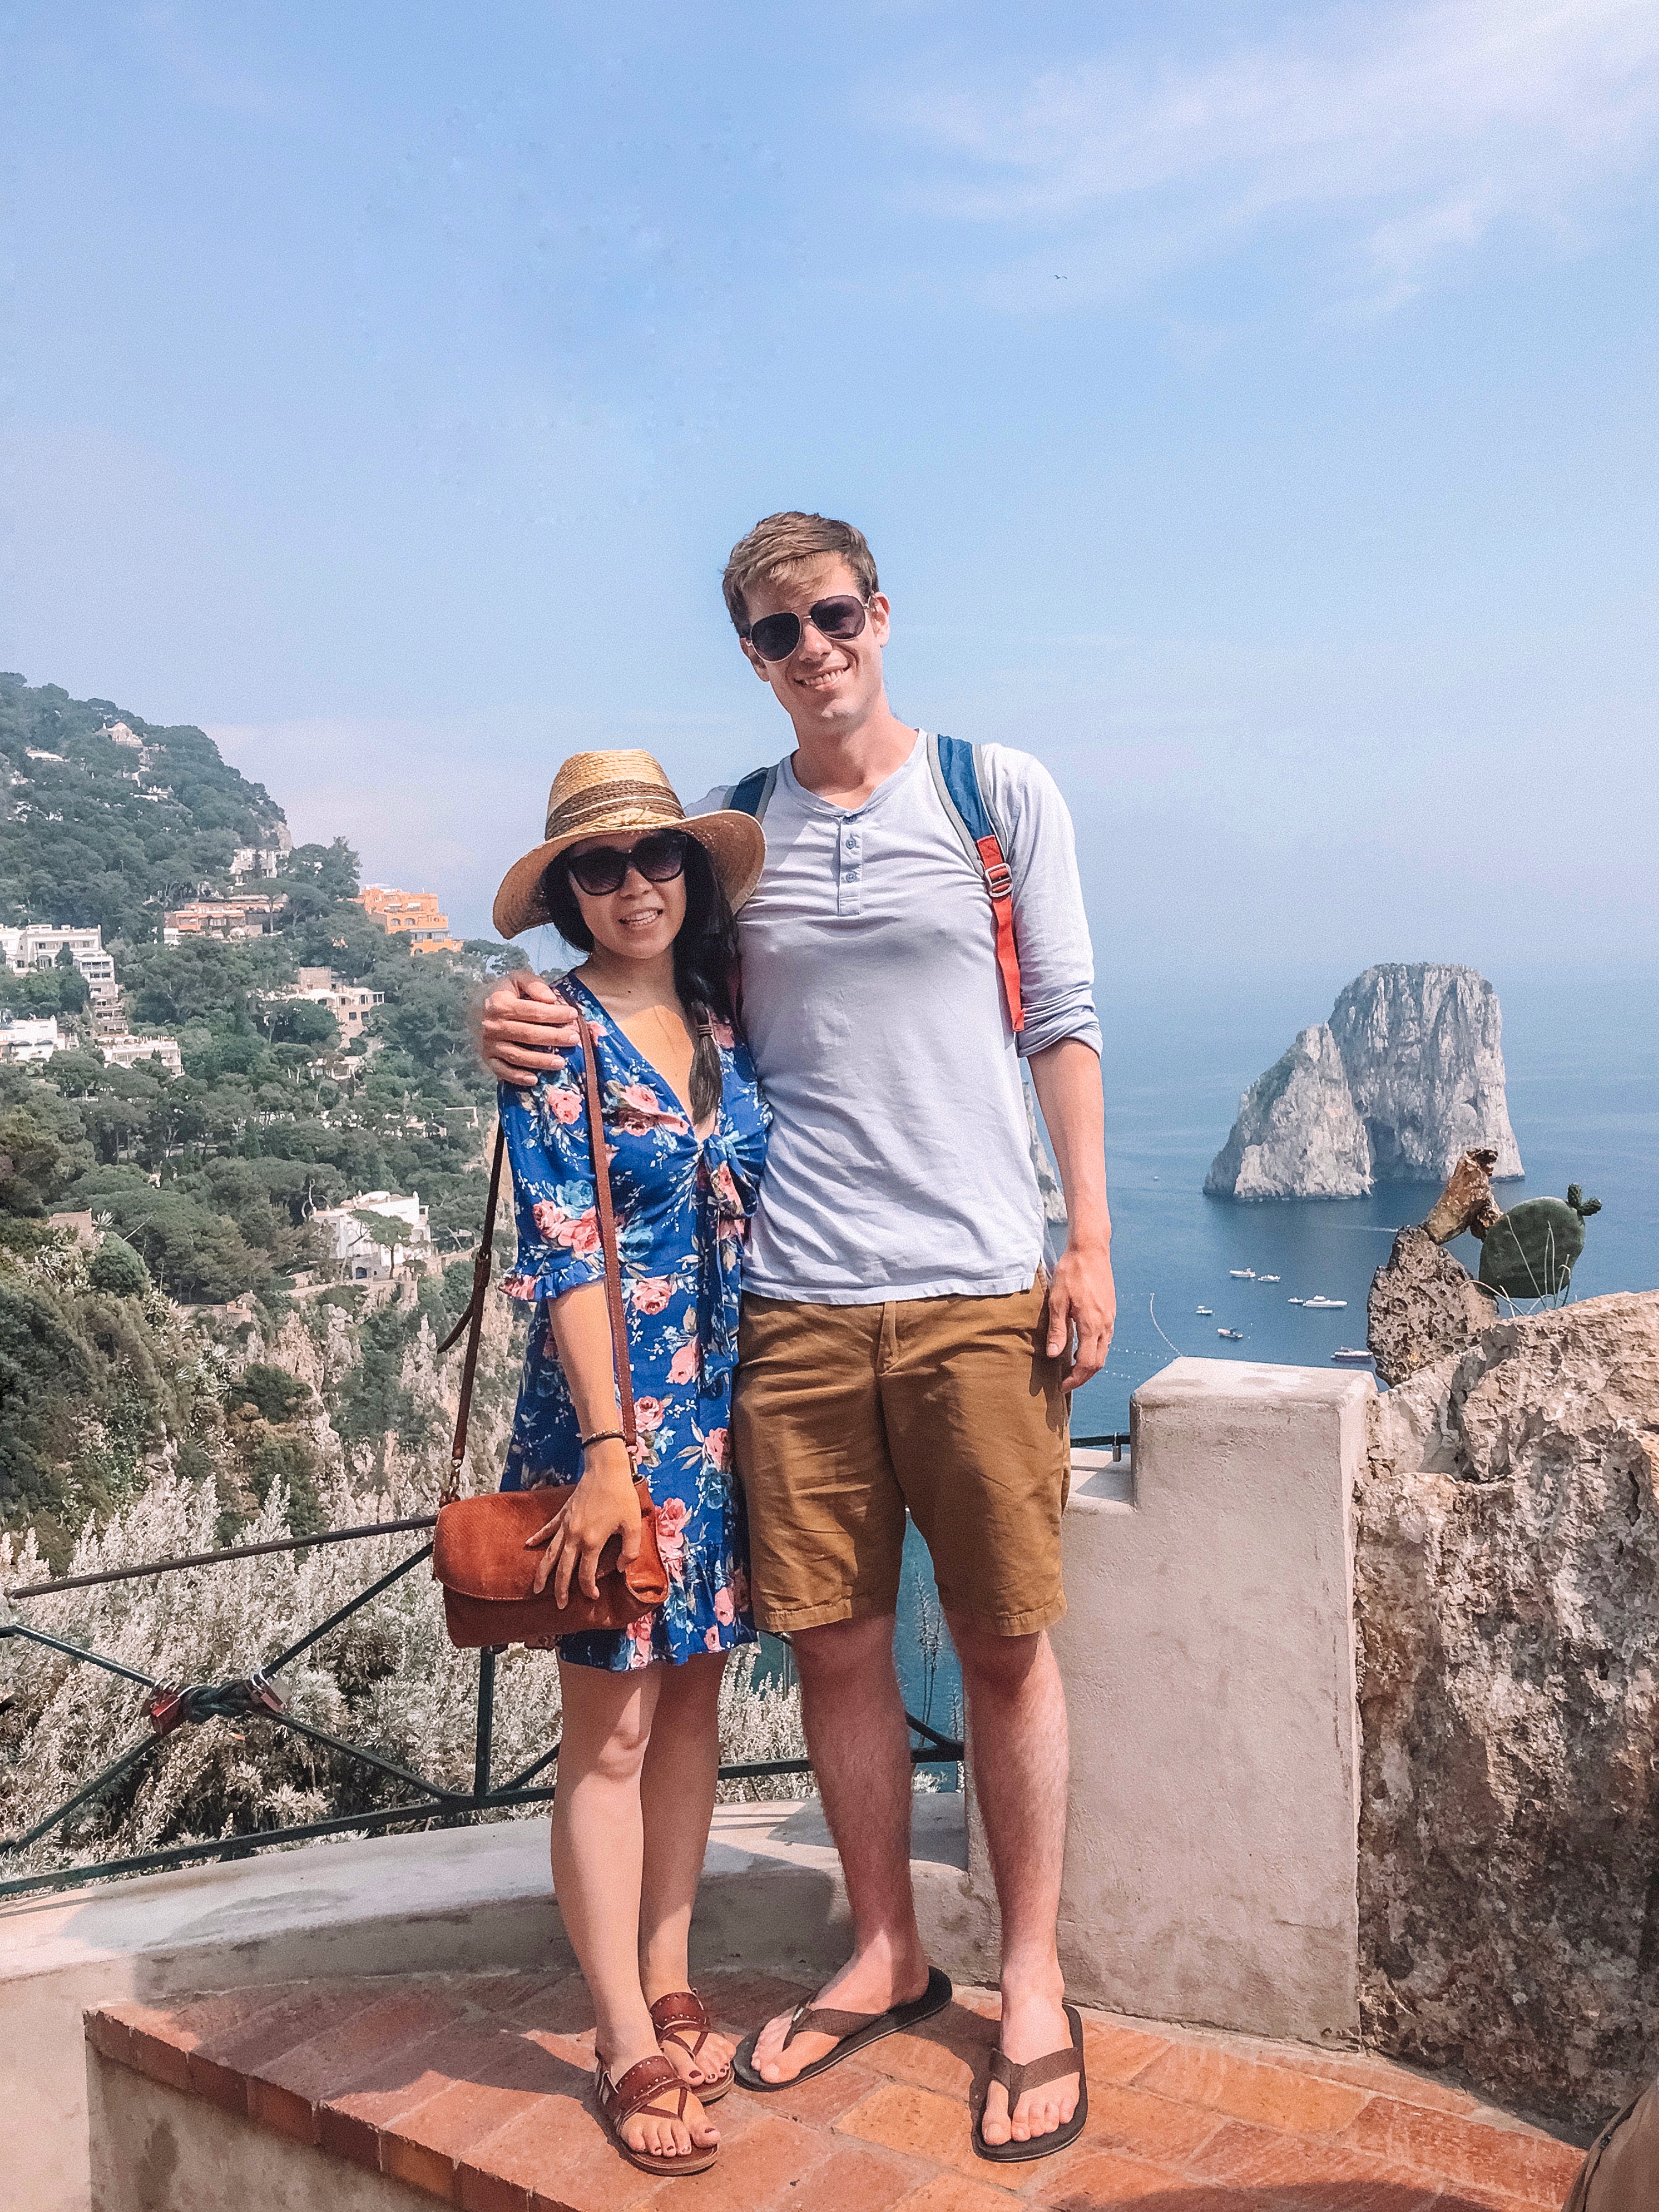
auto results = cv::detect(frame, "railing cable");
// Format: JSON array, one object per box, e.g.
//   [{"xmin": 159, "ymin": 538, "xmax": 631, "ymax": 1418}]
[{"xmin": 4, "ymin": 1514, "xmax": 439, "ymax": 1602}]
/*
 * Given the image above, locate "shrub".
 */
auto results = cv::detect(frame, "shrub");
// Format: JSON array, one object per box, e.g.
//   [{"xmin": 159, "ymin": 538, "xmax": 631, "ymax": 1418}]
[
  {"xmin": 89, "ymin": 1235, "xmax": 149, "ymax": 1297},
  {"xmin": 228, "ymin": 1361, "xmax": 313, "ymax": 1423}
]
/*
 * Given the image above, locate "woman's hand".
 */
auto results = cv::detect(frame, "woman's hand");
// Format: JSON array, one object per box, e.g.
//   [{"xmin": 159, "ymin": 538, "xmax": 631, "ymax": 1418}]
[{"xmin": 524, "ymin": 1442, "xmax": 642, "ymax": 1605}]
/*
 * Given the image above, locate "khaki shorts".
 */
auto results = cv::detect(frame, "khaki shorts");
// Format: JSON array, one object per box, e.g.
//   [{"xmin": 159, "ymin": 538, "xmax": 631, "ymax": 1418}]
[{"xmin": 731, "ymin": 1281, "xmax": 1070, "ymax": 1639}]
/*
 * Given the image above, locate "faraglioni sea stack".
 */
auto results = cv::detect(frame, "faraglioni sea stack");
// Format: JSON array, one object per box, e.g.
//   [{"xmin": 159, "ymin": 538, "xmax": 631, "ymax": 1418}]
[{"xmin": 1205, "ymin": 963, "xmax": 1523, "ymax": 1200}]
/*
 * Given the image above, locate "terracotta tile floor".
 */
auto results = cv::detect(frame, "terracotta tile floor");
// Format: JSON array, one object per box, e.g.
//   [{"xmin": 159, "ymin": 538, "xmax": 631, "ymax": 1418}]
[{"xmin": 86, "ymin": 1968, "xmax": 1586, "ymax": 2212}]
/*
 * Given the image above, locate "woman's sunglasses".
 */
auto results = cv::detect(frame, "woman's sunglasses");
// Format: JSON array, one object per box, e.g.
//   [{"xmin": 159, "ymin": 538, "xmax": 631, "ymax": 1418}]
[
  {"xmin": 743, "ymin": 594, "xmax": 870, "ymax": 663},
  {"xmin": 563, "ymin": 828, "xmax": 689, "ymax": 898}
]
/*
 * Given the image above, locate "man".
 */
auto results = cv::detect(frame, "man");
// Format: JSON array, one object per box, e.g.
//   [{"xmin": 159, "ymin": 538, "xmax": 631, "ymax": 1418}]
[{"xmin": 479, "ymin": 511, "xmax": 1114, "ymax": 2153}]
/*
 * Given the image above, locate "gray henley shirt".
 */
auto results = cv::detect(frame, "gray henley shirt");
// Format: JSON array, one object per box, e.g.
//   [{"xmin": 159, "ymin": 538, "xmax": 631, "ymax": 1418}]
[{"xmin": 692, "ymin": 735, "xmax": 1101, "ymax": 1305}]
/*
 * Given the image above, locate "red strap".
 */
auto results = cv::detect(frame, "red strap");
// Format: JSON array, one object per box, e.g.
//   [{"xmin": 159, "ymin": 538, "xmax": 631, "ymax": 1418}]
[{"xmin": 975, "ymin": 834, "xmax": 1025, "ymax": 1034}]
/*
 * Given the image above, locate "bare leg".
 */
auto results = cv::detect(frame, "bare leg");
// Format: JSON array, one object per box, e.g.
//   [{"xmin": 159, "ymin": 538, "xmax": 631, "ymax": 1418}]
[
  {"xmin": 950, "ymin": 1618, "xmax": 1076, "ymax": 2146},
  {"xmin": 636, "ymin": 1651, "xmax": 735, "ymax": 2086},
  {"xmin": 748, "ymin": 1615, "xmax": 930, "ymax": 2082},
  {"xmin": 550, "ymin": 1658, "xmax": 717, "ymax": 2161}
]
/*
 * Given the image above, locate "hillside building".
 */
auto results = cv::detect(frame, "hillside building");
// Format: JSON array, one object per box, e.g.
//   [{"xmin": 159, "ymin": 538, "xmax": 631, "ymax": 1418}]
[
  {"xmin": 0, "ymin": 924, "xmax": 119, "ymax": 1015},
  {"xmin": 230, "ymin": 846, "xmax": 284, "ymax": 879},
  {"xmin": 310, "ymin": 1188, "xmax": 434, "ymax": 1281},
  {"xmin": 101, "ymin": 1034, "xmax": 184, "ymax": 1075},
  {"xmin": 270, "ymin": 967, "xmax": 384, "ymax": 1037},
  {"xmin": 163, "ymin": 894, "xmax": 288, "ymax": 944},
  {"xmin": 353, "ymin": 884, "xmax": 461, "ymax": 956},
  {"xmin": 0, "ymin": 1015, "xmax": 63, "ymax": 1063}
]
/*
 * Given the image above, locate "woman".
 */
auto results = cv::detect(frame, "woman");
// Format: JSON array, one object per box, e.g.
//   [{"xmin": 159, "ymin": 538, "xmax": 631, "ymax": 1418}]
[{"xmin": 491, "ymin": 750, "xmax": 768, "ymax": 2179}]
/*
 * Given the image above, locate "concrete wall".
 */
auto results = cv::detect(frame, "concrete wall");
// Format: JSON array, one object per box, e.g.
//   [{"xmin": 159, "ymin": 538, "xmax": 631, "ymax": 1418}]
[
  {"xmin": 1052, "ymin": 1357, "xmax": 1373, "ymax": 2044},
  {"xmin": 87, "ymin": 2055, "xmax": 430, "ymax": 2212}
]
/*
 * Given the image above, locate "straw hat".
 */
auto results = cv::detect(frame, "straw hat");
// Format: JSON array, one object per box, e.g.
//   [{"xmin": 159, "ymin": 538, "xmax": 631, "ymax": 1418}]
[{"xmin": 493, "ymin": 749, "xmax": 766, "ymax": 939}]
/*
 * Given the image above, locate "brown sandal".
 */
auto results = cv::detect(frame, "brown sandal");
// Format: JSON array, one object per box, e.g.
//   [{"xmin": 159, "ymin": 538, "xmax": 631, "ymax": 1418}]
[
  {"xmin": 595, "ymin": 2052, "xmax": 719, "ymax": 2177},
  {"xmin": 972, "ymin": 2001, "xmax": 1088, "ymax": 2164},
  {"xmin": 650, "ymin": 1990, "xmax": 734, "ymax": 2103}
]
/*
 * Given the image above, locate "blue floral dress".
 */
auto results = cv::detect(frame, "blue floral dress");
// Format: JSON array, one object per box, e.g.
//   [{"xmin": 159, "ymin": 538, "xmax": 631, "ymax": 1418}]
[{"xmin": 498, "ymin": 975, "xmax": 770, "ymax": 1670}]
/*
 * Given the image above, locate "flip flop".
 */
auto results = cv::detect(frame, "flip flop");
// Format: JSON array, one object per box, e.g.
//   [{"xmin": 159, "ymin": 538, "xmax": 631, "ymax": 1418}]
[
  {"xmin": 973, "ymin": 2000, "xmax": 1088, "ymax": 2164},
  {"xmin": 732, "ymin": 1965, "xmax": 953, "ymax": 2091}
]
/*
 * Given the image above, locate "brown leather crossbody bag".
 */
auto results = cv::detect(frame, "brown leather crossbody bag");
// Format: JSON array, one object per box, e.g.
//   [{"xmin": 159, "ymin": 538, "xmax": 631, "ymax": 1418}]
[{"xmin": 432, "ymin": 1011, "xmax": 667, "ymax": 1646}]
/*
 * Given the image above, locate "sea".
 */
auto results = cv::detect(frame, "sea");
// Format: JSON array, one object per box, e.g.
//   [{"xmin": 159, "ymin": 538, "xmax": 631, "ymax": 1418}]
[{"xmin": 872, "ymin": 962, "xmax": 1659, "ymax": 1785}]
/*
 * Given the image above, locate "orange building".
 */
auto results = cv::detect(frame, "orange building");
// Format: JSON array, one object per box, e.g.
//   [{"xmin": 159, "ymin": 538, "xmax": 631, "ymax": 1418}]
[{"xmin": 352, "ymin": 885, "xmax": 461, "ymax": 956}]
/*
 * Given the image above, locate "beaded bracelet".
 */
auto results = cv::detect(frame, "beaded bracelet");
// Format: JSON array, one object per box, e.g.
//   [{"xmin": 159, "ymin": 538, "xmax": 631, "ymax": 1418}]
[{"xmin": 579, "ymin": 1430, "xmax": 627, "ymax": 1453}]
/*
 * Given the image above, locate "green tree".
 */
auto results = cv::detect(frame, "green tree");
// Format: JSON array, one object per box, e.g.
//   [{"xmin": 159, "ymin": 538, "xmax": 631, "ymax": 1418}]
[
  {"xmin": 0, "ymin": 1100, "xmax": 86, "ymax": 1215},
  {"xmin": 258, "ymin": 996, "xmax": 338, "ymax": 1051},
  {"xmin": 247, "ymin": 1434, "xmax": 325, "ymax": 1538},
  {"xmin": 89, "ymin": 1234, "xmax": 149, "ymax": 1296}
]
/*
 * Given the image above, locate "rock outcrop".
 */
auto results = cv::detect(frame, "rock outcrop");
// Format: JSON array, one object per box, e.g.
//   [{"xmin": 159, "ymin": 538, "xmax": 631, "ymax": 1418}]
[
  {"xmin": 1201, "ymin": 1024, "xmax": 1371, "ymax": 1201},
  {"xmin": 1206, "ymin": 963, "xmax": 1523, "ymax": 1199},
  {"xmin": 1365, "ymin": 1224, "xmax": 1497, "ymax": 1385},
  {"xmin": 1355, "ymin": 1290, "xmax": 1659, "ymax": 2134}
]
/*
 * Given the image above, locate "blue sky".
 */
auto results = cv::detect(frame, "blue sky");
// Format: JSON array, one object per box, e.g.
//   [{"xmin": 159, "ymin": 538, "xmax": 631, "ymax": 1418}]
[{"xmin": 6, "ymin": 2, "xmax": 1657, "ymax": 992}]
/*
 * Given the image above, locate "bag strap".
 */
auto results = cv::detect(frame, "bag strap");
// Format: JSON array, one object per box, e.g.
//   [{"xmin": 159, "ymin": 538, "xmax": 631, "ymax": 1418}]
[
  {"xmin": 575, "ymin": 1011, "xmax": 637, "ymax": 1457},
  {"xmin": 926, "ymin": 732, "xmax": 1024, "ymax": 1035},
  {"xmin": 727, "ymin": 762, "xmax": 778, "ymax": 823},
  {"xmin": 439, "ymin": 1120, "xmax": 507, "ymax": 1504},
  {"xmin": 438, "ymin": 1009, "xmax": 637, "ymax": 1504}
]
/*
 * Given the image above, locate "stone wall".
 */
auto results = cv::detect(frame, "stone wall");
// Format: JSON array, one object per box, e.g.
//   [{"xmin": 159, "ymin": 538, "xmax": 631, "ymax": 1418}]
[{"xmin": 1355, "ymin": 1290, "xmax": 1659, "ymax": 2135}]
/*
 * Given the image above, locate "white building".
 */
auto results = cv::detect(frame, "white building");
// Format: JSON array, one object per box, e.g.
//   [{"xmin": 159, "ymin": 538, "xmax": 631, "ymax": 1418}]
[
  {"xmin": 101, "ymin": 1034, "xmax": 184, "ymax": 1075},
  {"xmin": 273, "ymin": 967, "xmax": 383, "ymax": 1038},
  {"xmin": 1, "ymin": 924, "xmax": 119, "ymax": 1013},
  {"xmin": 231, "ymin": 846, "xmax": 284, "ymax": 879},
  {"xmin": 0, "ymin": 1017, "xmax": 63, "ymax": 1063},
  {"xmin": 310, "ymin": 1189, "xmax": 433, "ymax": 1281}
]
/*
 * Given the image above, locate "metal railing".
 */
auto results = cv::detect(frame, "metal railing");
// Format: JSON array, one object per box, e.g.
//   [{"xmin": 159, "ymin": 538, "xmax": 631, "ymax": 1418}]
[
  {"xmin": 0, "ymin": 1516, "xmax": 962, "ymax": 1902},
  {"xmin": 1072, "ymin": 1432, "xmax": 1131, "ymax": 1459}
]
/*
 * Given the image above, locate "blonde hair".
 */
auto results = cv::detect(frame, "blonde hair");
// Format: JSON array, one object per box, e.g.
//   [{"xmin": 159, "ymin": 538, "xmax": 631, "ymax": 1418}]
[{"xmin": 721, "ymin": 511, "xmax": 879, "ymax": 634}]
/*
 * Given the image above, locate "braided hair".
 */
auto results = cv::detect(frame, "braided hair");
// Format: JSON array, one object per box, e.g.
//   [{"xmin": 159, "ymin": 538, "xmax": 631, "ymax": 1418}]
[{"xmin": 540, "ymin": 836, "xmax": 738, "ymax": 1127}]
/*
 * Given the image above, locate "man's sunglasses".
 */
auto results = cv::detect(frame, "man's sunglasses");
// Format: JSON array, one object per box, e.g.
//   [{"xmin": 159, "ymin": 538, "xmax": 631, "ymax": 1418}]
[
  {"xmin": 743, "ymin": 594, "xmax": 870, "ymax": 663},
  {"xmin": 563, "ymin": 828, "xmax": 689, "ymax": 898}
]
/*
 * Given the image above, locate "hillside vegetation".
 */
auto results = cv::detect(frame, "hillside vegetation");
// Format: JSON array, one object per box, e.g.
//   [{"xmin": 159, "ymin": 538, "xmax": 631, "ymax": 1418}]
[
  {"xmin": 1, "ymin": 671, "xmax": 287, "ymax": 941},
  {"xmin": 0, "ymin": 675, "xmax": 527, "ymax": 1561}
]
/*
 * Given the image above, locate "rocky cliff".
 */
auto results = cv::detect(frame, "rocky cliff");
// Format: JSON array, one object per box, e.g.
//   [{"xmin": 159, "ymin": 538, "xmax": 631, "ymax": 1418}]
[
  {"xmin": 1205, "ymin": 963, "xmax": 1523, "ymax": 1199},
  {"xmin": 1200, "ymin": 1023, "xmax": 1371, "ymax": 1201},
  {"xmin": 1355, "ymin": 1290, "xmax": 1659, "ymax": 2134}
]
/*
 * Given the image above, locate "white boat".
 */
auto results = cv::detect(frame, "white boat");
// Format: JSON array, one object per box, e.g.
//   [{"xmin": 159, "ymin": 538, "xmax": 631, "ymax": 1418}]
[
  {"xmin": 1257, "ymin": 1273, "xmax": 1280, "ymax": 1283},
  {"xmin": 1217, "ymin": 1327, "xmax": 1244, "ymax": 1340},
  {"xmin": 1195, "ymin": 1306, "xmax": 1213, "ymax": 1316},
  {"xmin": 1228, "ymin": 1268, "xmax": 1255, "ymax": 1280},
  {"xmin": 1332, "ymin": 1346, "xmax": 1374, "ymax": 1365},
  {"xmin": 1301, "ymin": 1295, "xmax": 1347, "ymax": 1310},
  {"xmin": 1287, "ymin": 1296, "xmax": 1304, "ymax": 1305}
]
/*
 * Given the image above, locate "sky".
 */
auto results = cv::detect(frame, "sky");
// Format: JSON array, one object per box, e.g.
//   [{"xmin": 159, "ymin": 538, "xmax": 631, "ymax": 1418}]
[{"xmin": 5, "ymin": 1, "xmax": 1658, "ymax": 1006}]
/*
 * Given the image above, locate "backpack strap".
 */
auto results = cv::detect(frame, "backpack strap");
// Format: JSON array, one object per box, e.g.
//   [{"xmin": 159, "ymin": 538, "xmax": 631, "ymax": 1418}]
[
  {"xmin": 727, "ymin": 763, "xmax": 778, "ymax": 823},
  {"xmin": 926, "ymin": 733, "xmax": 1024, "ymax": 1034}
]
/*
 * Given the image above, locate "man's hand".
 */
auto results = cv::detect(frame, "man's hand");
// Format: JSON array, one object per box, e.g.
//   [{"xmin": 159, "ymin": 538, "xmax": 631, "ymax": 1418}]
[
  {"xmin": 1045, "ymin": 1237, "xmax": 1116, "ymax": 1393},
  {"xmin": 476, "ymin": 969, "xmax": 580, "ymax": 1087}
]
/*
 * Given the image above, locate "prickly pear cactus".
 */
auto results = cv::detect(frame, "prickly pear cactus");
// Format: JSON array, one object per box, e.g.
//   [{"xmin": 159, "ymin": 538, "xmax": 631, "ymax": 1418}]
[{"xmin": 1479, "ymin": 1186, "xmax": 1601, "ymax": 1299}]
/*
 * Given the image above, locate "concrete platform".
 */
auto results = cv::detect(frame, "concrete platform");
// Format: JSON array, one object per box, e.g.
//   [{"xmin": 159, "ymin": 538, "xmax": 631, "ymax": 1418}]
[
  {"xmin": 4, "ymin": 1796, "xmax": 985, "ymax": 2212},
  {"xmin": 84, "ymin": 1964, "xmax": 1585, "ymax": 2212}
]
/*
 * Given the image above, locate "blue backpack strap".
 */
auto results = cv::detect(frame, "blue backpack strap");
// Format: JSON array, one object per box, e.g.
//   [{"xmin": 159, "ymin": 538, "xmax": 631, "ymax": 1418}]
[
  {"xmin": 926, "ymin": 734, "xmax": 1024, "ymax": 1034},
  {"xmin": 726, "ymin": 763, "xmax": 778, "ymax": 823}
]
